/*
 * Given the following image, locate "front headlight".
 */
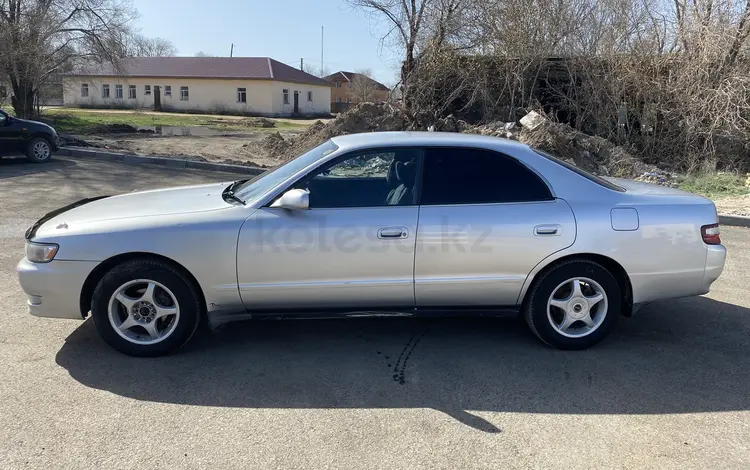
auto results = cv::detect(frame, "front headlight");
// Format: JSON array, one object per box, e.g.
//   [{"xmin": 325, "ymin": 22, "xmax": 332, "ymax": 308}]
[{"xmin": 26, "ymin": 242, "xmax": 59, "ymax": 263}]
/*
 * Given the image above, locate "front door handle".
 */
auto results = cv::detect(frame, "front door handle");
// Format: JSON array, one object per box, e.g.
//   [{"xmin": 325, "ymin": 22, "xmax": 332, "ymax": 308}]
[
  {"xmin": 534, "ymin": 224, "xmax": 560, "ymax": 236},
  {"xmin": 378, "ymin": 227, "xmax": 408, "ymax": 239}
]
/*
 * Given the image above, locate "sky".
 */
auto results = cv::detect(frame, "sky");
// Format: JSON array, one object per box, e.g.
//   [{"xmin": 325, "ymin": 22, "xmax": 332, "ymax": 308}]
[{"xmin": 130, "ymin": 0, "xmax": 399, "ymax": 85}]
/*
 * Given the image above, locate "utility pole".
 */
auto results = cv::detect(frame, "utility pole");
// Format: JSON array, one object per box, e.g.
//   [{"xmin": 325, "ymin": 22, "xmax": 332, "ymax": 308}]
[
  {"xmin": 230, "ymin": 43, "xmax": 234, "ymax": 58},
  {"xmin": 321, "ymin": 25, "xmax": 324, "ymax": 76},
  {"xmin": 300, "ymin": 58, "xmax": 304, "ymax": 71}
]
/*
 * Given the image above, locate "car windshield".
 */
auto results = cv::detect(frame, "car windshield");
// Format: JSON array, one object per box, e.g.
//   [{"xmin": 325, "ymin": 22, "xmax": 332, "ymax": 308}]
[{"xmin": 233, "ymin": 140, "xmax": 339, "ymax": 203}]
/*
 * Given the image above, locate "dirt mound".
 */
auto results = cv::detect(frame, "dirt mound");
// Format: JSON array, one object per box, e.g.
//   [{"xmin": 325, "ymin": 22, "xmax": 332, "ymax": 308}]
[
  {"xmin": 258, "ymin": 103, "xmax": 409, "ymax": 159},
  {"xmin": 90, "ymin": 123, "xmax": 138, "ymax": 133},
  {"xmin": 253, "ymin": 104, "xmax": 670, "ymax": 182},
  {"xmin": 471, "ymin": 113, "xmax": 670, "ymax": 180}
]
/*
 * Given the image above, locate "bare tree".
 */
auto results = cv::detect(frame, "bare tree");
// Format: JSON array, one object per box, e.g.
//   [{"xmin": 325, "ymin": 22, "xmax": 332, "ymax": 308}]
[
  {"xmin": 302, "ymin": 63, "xmax": 330, "ymax": 77},
  {"xmin": 128, "ymin": 36, "xmax": 176, "ymax": 57},
  {"xmin": 0, "ymin": 0, "xmax": 138, "ymax": 117},
  {"xmin": 194, "ymin": 51, "xmax": 215, "ymax": 57},
  {"xmin": 350, "ymin": 69, "xmax": 380, "ymax": 102}
]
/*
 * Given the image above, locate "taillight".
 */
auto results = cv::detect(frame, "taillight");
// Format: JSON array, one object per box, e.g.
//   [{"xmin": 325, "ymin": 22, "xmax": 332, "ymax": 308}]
[{"xmin": 701, "ymin": 223, "xmax": 721, "ymax": 245}]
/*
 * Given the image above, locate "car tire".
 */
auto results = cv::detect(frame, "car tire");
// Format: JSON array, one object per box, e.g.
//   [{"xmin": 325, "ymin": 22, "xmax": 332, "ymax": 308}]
[
  {"xmin": 523, "ymin": 259, "xmax": 621, "ymax": 350},
  {"xmin": 91, "ymin": 258, "xmax": 203, "ymax": 357},
  {"xmin": 25, "ymin": 137, "xmax": 53, "ymax": 163}
]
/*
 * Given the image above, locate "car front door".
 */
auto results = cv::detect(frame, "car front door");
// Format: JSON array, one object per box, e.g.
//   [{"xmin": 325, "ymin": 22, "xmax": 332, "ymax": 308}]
[
  {"xmin": 236, "ymin": 148, "xmax": 422, "ymax": 310},
  {"xmin": 414, "ymin": 147, "xmax": 576, "ymax": 307},
  {"xmin": 0, "ymin": 110, "xmax": 24, "ymax": 155}
]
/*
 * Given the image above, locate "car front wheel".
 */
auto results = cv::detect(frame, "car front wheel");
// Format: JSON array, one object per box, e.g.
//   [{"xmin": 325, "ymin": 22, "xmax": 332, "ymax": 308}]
[
  {"xmin": 25, "ymin": 137, "xmax": 53, "ymax": 163},
  {"xmin": 523, "ymin": 259, "xmax": 621, "ymax": 350},
  {"xmin": 91, "ymin": 259, "xmax": 203, "ymax": 357}
]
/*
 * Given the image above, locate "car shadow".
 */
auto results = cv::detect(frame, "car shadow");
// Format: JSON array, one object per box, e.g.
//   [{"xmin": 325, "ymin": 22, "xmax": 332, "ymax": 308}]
[
  {"xmin": 56, "ymin": 296, "xmax": 750, "ymax": 433},
  {"xmin": 0, "ymin": 156, "xmax": 77, "ymax": 179}
]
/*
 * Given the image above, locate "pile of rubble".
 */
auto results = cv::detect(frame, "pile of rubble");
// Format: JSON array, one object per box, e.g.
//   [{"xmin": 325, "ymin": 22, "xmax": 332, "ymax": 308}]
[
  {"xmin": 257, "ymin": 102, "xmax": 410, "ymax": 160},
  {"xmin": 256, "ymin": 103, "xmax": 675, "ymax": 183}
]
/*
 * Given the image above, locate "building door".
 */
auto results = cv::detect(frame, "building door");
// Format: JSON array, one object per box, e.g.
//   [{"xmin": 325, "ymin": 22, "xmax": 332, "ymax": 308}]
[
  {"xmin": 153, "ymin": 86, "xmax": 161, "ymax": 111},
  {"xmin": 293, "ymin": 91, "xmax": 299, "ymax": 114}
]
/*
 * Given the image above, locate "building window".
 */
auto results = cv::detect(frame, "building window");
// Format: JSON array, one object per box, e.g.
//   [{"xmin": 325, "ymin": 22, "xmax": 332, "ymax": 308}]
[
  {"xmin": 346, "ymin": 97, "xmax": 351, "ymax": 103},
  {"xmin": 128, "ymin": 85, "xmax": 136, "ymax": 99},
  {"xmin": 145, "ymin": 85, "xmax": 151, "ymax": 96},
  {"xmin": 115, "ymin": 85, "xmax": 123, "ymax": 99},
  {"xmin": 237, "ymin": 87, "xmax": 247, "ymax": 103},
  {"xmin": 81, "ymin": 84, "xmax": 89, "ymax": 97},
  {"xmin": 283, "ymin": 89, "xmax": 289, "ymax": 104},
  {"xmin": 180, "ymin": 86, "xmax": 189, "ymax": 101},
  {"xmin": 164, "ymin": 85, "xmax": 171, "ymax": 96},
  {"xmin": 336, "ymin": 81, "xmax": 342, "ymax": 88},
  {"xmin": 307, "ymin": 91, "xmax": 313, "ymax": 102},
  {"xmin": 336, "ymin": 97, "xmax": 341, "ymax": 103},
  {"xmin": 102, "ymin": 84, "xmax": 110, "ymax": 98}
]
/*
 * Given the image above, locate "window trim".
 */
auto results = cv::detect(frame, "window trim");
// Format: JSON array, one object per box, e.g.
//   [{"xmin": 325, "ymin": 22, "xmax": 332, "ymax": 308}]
[
  {"xmin": 114, "ymin": 84, "xmax": 123, "ymax": 99},
  {"xmin": 144, "ymin": 84, "xmax": 152, "ymax": 95},
  {"xmin": 180, "ymin": 86, "xmax": 189, "ymax": 101},
  {"xmin": 80, "ymin": 84, "xmax": 89, "ymax": 97},
  {"xmin": 102, "ymin": 84, "xmax": 110, "ymax": 98},
  {"xmin": 164, "ymin": 85, "xmax": 172, "ymax": 96},
  {"xmin": 282, "ymin": 88, "xmax": 289, "ymax": 105},
  {"xmin": 416, "ymin": 146, "xmax": 555, "ymax": 206},
  {"xmin": 237, "ymin": 87, "xmax": 247, "ymax": 103},
  {"xmin": 267, "ymin": 147, "xmax": 425, "ymax": 210},
  {"xmin": 128, "ymin": 85, "xmax": 136, "ymax": 99}
]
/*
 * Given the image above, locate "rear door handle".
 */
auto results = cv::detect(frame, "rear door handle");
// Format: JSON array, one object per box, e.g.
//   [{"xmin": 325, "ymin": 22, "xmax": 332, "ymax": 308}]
[
  {"xmin": 378, "ymin": 227, "xmax": 408, "ymax": 239},
  {"xmin": 534, "ymin": 224, "xmax": 560, "ymax": 236}
]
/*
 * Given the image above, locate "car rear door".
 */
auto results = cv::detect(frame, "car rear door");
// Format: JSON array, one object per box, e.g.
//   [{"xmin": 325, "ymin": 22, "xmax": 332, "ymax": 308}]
[
  {"xmin": 236, "ymin": 148, "xmax": 422, "ymax": 310},
  {"xmin": 414, "ymin": 147, "xmax": 576, "ymax": 307}
]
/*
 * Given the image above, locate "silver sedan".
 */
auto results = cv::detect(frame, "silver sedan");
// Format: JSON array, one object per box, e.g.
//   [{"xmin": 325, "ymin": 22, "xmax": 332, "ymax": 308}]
[{"xmin": 17, "ymin": 132, "xmax": 727, "ymax": 356}]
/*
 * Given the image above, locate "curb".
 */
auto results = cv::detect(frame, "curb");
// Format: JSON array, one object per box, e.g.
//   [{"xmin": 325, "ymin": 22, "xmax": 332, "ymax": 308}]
[
  {"xmin": 719, "ymin": 214, "xmax": 750, "ymax": 228},
  {"xmin": 58, "ymin": 147, "xmax": 266, "ymax": 176}
]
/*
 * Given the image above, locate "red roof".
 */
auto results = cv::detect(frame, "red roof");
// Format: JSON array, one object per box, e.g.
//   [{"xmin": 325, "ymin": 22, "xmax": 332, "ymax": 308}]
[{"xmin": 69, "ymin": 57, "xmax": 333, "ymax": 87}]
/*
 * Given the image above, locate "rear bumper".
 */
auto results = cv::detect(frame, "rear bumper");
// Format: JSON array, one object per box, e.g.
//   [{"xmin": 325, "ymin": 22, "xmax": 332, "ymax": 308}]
[
  {"xmin": 16, "ymin": 258, "xmax": 98, "ymax": 319},
  {"xmin": 703, "ymin": 244, "xmax": 727, "ymax": 289}
]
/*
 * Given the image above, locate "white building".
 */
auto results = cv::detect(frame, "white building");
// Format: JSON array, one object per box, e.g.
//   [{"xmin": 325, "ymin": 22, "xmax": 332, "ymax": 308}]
[{"xmin": 63, "ymin": 57, "xmax": 332, "ymax": 117}]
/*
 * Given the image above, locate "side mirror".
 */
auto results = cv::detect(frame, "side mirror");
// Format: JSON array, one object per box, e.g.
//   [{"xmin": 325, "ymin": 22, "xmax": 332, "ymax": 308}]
[{"xmin": 271, "ymin": 188, "xmax": 309, "ymax": 210}]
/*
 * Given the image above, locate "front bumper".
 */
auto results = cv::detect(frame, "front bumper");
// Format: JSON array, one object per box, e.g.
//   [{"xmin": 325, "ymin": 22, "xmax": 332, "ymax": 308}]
[{"xmin": 17, "ymin": 258, "xmax": 98, "ymax": 319}]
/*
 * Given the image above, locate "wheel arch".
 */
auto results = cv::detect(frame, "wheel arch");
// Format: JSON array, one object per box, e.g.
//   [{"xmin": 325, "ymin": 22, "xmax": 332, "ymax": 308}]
[
  {"xmin": 519, "ymin": 253, "xmax": 634, "ymax": 316},
  {"xmin": 79, "ymin": 252, "xmax": 207, "ymax": 319}
]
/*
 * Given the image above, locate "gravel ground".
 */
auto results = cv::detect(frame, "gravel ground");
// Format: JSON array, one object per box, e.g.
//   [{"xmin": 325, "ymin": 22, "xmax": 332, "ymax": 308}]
[
  {"xmin": 1, "ymin": 156, "xmax": 749, "ymax": 469},
  {"xmin": 714, "ymin": 195, "xmax": 750, "ymax": 216}
]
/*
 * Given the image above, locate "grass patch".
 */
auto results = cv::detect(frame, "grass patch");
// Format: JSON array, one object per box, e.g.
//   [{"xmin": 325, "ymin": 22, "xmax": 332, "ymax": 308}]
[
  {"xmin": 41, "ymin": 108, "xmax": 310, "ymax": 134},
  {"xmin": 678, "ymin": 172, "xmax": 750, "ymax": 198}
]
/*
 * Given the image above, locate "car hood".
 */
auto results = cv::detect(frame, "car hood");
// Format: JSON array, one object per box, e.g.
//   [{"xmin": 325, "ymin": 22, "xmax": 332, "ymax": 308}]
[
  {"xmin": 14, "ymin": 117, "xmax": 56, "ymax": 133},
  {"xmin": 32, "ymin": 181, "xmax": 235, "ymax": 237}
]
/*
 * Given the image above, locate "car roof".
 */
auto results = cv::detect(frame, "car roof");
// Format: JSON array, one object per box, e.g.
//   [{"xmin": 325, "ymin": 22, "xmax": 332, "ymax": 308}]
[{"xmin": 329, "ymin": 131, "xmax": 531, "ymax": 153}]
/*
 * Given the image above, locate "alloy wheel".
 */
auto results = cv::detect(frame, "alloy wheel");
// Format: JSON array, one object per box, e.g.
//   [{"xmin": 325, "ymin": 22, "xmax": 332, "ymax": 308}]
[
  {"xmin": 108, "ymin": 279, "xmax": 181, "ymax": 345},
  {"xmin": 546, "ymin": 277, "xmax": 608, "ymax": 338}
]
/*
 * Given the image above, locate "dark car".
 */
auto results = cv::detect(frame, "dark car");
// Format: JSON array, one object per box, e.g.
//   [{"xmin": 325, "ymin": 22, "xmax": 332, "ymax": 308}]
[{"xmin": 0, "ymin": 109, "xmax": 59, "ymax": 163}]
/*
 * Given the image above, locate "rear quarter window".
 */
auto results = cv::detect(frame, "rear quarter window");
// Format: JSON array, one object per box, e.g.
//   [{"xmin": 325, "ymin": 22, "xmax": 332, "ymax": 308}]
[{"xmin": 533, "ymin": 149, "xmax": 625, "ymax": 192}]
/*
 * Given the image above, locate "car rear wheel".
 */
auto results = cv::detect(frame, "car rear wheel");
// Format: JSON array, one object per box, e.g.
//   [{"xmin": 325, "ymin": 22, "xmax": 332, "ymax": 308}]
[
  {"xmin": 25, "ymin": 137, "xmax": 53, "ymax": 163},
  {"xmin": 91, "ymin": 259, "xmax": 203, "ymax": 357},
  {"xmin": 523, "ymin": 259, "xmax": 621, "ymax": 350}
]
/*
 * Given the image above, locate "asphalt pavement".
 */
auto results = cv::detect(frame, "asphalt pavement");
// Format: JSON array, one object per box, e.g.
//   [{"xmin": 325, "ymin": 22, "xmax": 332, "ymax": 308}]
[{"xmin": 1, "ymin": 156, "xmax": 748, "ymax": 469}]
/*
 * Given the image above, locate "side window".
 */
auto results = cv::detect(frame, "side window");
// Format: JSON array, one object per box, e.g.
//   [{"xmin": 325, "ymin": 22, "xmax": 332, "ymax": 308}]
[
  {"xmin": 297, "ymin": 149, "xmax": 421, "ymax": 208},
  {"xmin": 420, "ymin": 148, "xmax": 553, "ymax": 205},
  {"xmin": 0, "ymin": 112, "xmax": 6, "ymax": 126}
]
